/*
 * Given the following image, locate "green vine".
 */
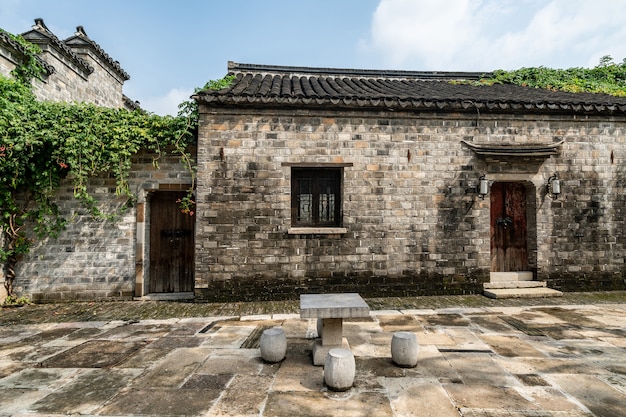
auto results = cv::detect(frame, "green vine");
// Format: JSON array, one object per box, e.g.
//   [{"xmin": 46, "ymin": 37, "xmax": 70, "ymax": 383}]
[
  {"xmin": 0, "ymin": 30, "xmax": 233, "ymax": 300},
  {"xmin": 0, "ymin": 30, "xmax": 46, "ymax": 84},
  {"xmin": 469, "ymin": 56, "xmax": 626, "ymax": 96}
]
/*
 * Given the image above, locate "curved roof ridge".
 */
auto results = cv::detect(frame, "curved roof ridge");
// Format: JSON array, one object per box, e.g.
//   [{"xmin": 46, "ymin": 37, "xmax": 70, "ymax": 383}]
[
  {"xmin": 0, "ymin": 29, "xmax": 55, "ymax": 75},
  {"xmin": 64, "ymin": 25, "xmax": 130, "ymax": 81},
  {"xmin": 228, "ymin": 61, "xmax": 490, "ymax": 81},
  {"xmin": 21, "ymin": 18, "xmax": 94, "ymax": 76}
]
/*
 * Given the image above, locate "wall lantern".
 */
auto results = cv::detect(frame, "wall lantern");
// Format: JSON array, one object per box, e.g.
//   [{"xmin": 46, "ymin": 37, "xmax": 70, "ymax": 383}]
[
  {"xmin": 478, "ymin": 174, "xmax": 489, "ymax": 199},
  {"xmin": 547, "ymin": 173, "xmax": 561, "ymax": 198}
]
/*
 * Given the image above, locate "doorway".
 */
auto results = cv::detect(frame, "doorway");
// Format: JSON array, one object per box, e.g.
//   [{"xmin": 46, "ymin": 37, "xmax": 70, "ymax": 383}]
[
  {"xmin": 148, "ymin": 191, "xmax": 195, "ymax": 293},
  {"xmin": 490, "ymin": 182, "xmax": 528, "ymax": 272}
]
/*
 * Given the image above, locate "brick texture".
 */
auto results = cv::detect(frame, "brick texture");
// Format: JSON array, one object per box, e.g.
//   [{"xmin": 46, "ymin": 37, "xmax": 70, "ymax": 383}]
[
  {"xmin": 194, "ymin": 107, "xmax": 626, "ymax": 301},
  {"xmin": 11, "ymin": 149, "xmax": 195, "ymax": 302}
]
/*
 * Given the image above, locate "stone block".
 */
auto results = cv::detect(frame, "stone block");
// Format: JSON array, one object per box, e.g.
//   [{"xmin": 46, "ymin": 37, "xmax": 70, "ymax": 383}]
[
  {"xmin": 260, "ymin": 327, "xmax": 287, "ymax": 363},
  {"xmin": 323, "ymin": 348, "xmax": 355, "ymax": 391},
  {"xmin": 391, "ymin": 331, "xmax": 419, "ymax": 368}
]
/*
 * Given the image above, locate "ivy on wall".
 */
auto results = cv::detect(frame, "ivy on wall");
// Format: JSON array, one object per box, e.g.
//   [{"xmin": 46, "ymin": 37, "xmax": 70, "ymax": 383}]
[{"xmin": 0, "ymin": 30, "xmax": 232, "ymax": 299}]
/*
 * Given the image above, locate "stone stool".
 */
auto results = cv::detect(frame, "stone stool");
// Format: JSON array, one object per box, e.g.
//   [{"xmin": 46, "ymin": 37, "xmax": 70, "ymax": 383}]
[
  {"xmin": 324, "ymin": 348, "xmax": 355, "ymax": 391},
  {"xmin": 391, "ymin": 331, "xmax": 419, "ymax": 367},
  {"xmin": 260, "ymin": 327, "xmax": 287, "ymax": 363}
]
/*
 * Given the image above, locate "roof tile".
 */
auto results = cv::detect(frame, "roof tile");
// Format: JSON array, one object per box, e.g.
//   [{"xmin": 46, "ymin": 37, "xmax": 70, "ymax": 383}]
[
  {"xmin": 64, "ymin": 25, "xmax": 130, "ymax": 81},
  {"xmin": 21, "ymin": 18, "xmax": 93, "ymax": 76},
  {"xmin": 194, "ymin": 62, "xmax": 626, "ymax": 115}
]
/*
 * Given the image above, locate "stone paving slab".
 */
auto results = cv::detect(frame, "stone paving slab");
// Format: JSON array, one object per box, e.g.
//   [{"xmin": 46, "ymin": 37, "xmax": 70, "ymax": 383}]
[{"xmin": 0, "ymin": 298, "xmax": 625, "ymax": 416}]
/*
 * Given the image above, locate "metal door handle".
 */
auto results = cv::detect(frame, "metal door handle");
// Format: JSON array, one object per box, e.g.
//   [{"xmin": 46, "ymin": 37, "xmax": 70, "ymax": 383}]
[{"xmin": 496, "ymin": 217, "xmax": 512, "ymax": 228}]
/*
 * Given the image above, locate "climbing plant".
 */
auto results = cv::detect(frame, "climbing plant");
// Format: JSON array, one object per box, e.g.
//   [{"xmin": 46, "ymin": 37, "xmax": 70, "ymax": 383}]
[
  {"xmin": 0, "ymin": 31, "xmax": 232, "ymax": 299},
  {"xmin": 0, "ymin": 29, "xmax": 45, "ymax": 84},
  {"xmin": 478, "ymin": 56, "xmax": 626, "ymax": 96}
]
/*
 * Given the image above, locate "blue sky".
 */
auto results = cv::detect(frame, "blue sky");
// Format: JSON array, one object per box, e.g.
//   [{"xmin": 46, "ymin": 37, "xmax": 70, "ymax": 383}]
[{"xmin": 2, "ymin": 0, "xmax": 626, "ymax": 116}]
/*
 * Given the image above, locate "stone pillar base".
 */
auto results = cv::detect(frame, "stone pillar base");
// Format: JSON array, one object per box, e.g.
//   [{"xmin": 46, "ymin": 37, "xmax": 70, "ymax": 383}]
[{"xmin": 312, "ymin": 338, "xmax": 350, "ymax": 365}]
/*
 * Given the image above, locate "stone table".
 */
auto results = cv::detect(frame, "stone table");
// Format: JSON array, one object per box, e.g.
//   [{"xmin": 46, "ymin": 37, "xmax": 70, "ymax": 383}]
[{"xmin": 300, "ymin": 293, "xmax": 370, "ymax": 365}]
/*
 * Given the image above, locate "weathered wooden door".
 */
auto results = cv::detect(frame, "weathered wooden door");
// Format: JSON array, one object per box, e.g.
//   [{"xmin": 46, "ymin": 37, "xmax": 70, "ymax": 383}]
[
  {"xmin": 149, "ymin": 191, "xmax": 195, "ymax": 293},
  {"xmin": 490, "ymin": 182, "xmax": 528, "ymax": 272}
]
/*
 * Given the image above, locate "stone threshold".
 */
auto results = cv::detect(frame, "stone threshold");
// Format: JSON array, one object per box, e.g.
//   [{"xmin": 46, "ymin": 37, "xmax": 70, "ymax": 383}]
[
  {"xmin": 134, "ymin": 292, "xmax": 195, "ymax": 301},
  {"xmin": 483, "ymin": 287, "xmax": 563, "ymax": 299}
]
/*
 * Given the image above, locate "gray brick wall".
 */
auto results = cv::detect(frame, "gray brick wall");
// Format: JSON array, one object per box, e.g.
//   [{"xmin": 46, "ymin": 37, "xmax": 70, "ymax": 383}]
[
  {"xmin": 1, "ymin": 27, "xmax": 126, "ymax": 108},
  {"xmin": 12, "ymin": 149, "xmax": 195, "ymax": 302},
  {"xmin": 29, "ymin": 46, "xmax": 125, "ymax": 108},
  {"xmin": 194, "ymin": 107, "xmax": 626, "ymax": 301},
  {"xmin": 1, "ymin": 25, "xmax": 140, "ymax": 302},
  {"xmin": 0, "ymin": 44, "xmax": 18, "ymax": 77}
]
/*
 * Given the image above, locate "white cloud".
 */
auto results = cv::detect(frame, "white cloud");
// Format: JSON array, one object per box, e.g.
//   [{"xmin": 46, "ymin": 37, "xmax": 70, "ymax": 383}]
[
  {"xmin": 364, "ymin": 0, "xmax": 626, "ymax": 71},
  {"xmin": 139, "ymin": 88, "xmax": 193, "ymax": 117}
]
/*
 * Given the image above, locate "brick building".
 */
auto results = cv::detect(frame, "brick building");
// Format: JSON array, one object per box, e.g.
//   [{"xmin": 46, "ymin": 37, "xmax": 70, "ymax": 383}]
[
  {"xmin": 192, "ymin": 62, "xmax": 626, "ymax": 301},
  {"xmin": 1, "ymin": 20, "xmax": 179, "ymax": 302},
  {"xmin": 0, "ymin": 18, "xmax": 138, "ymax": 110},
  {"xmin": 3, "ymin": 24, "xmax": 626, "ymax": 301}
]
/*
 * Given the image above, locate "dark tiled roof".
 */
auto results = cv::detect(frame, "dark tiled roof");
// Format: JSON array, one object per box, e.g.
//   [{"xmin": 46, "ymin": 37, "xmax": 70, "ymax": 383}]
[
  {"xmin": 0, "ymin": 29, "xmax": 55, "ymax": 75},
  {"xmin": 123, "ymin": 94, "xmax": 141, "ymax": 111},
  {"xmin": 461, "ymin": 139, "xmax": 564, "ymax": 157},
  {"xmin": 194, "ymin": 62, "xmax": 626, "ymax": 115},
  {"xmin": 64, "ymin": 26, "xmax": 130, "ymax": 81},
  {"xmin": 21, "ymin": 18, "xmax": 94, "ymax": 76}
]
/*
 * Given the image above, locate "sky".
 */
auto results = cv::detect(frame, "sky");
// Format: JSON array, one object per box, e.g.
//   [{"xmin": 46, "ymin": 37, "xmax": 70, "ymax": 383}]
[{"xmin": 2, "ymin": 0, "xmax": 626, "ymax": 116}]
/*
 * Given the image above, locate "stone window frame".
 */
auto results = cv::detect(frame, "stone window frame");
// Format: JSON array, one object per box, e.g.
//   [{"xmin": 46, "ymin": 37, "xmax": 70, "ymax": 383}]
[{"xmin": 282, "ymin": 162, "xmax": 351, "ymax": 235}]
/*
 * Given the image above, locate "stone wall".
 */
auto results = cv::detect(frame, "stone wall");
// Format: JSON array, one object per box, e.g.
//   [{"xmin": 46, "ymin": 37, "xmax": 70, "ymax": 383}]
[
  {"xmin": 28, "ymin": 46, "xmax": 124, "ymax": 108},
  {"xmin": 1, "ymin": 22, "xmax": 128, "ymax": 108},
  {"xmin": 12, "ymin": 148, "xmax": 195, "ymax": 302},
  {"xmin": 0, "ymin": 42, "xmax": 18, "ymax": 77},
  {"xmin": 194, "ymin": 107, "xmax": 626, "ymax": 301}
]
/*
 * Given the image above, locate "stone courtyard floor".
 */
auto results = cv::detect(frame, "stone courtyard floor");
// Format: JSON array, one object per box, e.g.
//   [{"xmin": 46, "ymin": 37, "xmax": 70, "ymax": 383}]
[{"xmin": 0, "ymin": 291, "xmax": 625, "ymax": 416}]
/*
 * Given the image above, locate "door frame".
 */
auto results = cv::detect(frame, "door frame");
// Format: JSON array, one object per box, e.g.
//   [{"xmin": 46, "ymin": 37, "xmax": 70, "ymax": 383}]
[
  {"xmin": 134, "ymin": 184, "xmax": 195, "ymax": 300},
  {"xmin": 485, "ymin": 176, "xmax": 538, "ymax": 280},
  {"xmin": 490, "ymin": 181, "xmax": 528, "ymax": 272}
]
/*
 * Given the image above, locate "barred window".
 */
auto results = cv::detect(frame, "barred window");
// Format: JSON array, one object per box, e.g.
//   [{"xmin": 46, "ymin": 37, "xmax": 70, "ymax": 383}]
[{"xmin": 291, "ymin": 168, "xmax": 342, "ymax": 227}]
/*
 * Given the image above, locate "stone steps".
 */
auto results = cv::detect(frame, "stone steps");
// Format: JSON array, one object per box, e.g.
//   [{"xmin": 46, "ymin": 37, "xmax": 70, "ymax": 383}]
[
  {"xmin": 483, "ymin": 272, "xmax": 563, "ymax": 299},
  {"xmin": 483, "ymin": 281, "xmax": 546, "ymax": 289},
  {"xmin": 483, "ymin": 286, "xmax": 564, "ymax": 299}
]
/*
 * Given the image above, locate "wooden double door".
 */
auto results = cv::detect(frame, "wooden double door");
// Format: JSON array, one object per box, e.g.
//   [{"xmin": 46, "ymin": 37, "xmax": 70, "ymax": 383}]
[
  {"xmin": 490, "ymin": 182, "xmax": 528, "ymax": 272},
  {"xmin": 149, "ymin": 191, "xmax": 195, "ymax": 293}
]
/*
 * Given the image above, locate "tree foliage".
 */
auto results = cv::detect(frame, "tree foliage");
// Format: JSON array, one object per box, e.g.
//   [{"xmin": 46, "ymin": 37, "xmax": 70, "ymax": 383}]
[
  {"xmin": 480, "ymin": 56, "xmax": 626, "ymax": 96},
  {"xmin": 0, "ymin": 31, "xmax": 232, "ymax": 299}
]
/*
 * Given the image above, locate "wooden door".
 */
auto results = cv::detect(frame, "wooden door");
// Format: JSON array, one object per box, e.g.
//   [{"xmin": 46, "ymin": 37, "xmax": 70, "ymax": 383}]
[
  {"xmin": 149, "ymin": 191, "xmax": 195, "ymax": 293},
  {"xmin": 490, "ymin": 182, "xmax": 528, "ymax": 272}
]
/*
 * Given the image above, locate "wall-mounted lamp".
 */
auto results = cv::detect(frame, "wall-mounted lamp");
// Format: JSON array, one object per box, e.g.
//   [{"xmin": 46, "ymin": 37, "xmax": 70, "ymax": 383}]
[
  {"xmin": 478, "ymin": 174, "xmax": 489, "ymax": 199},
  {"xmin": 547, "ymin": 173, "xmax": 561, "ymax": 198}
]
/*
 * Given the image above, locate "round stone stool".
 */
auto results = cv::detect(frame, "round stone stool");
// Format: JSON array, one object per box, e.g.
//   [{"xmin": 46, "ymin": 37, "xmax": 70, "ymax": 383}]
[
  {"xmin": 260, "ymin": 327, "xmax": 287, "ymax": 363},
  {"xmin": 391, "ymin": 331, "xmax": 419, "ymax": 367},
  {"xmin": 324, "ymin": 348, "xmax": 355, "ymax": 391}
]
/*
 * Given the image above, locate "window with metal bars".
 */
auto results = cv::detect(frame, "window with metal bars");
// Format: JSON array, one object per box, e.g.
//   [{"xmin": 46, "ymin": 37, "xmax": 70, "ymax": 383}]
[{"xmin": 291, "ymin": 168, "xmax": 342, "ymax": 227}]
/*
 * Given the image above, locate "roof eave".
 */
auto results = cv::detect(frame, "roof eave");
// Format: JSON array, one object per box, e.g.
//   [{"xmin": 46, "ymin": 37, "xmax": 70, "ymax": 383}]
[
  {"xmin": 64, "ymin": 28, "xmax": 130, "ymax": 81},
  {"xmin": 0, "ymin": 30, "xmax": 55, "ymax": 76},
  {"xmin": 21, "ymin": 22, "xmax": 94, "ymax": 76},
  {"xmin": 195, "ymin": 94, "xmax": 626, "ymax": 116}
]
